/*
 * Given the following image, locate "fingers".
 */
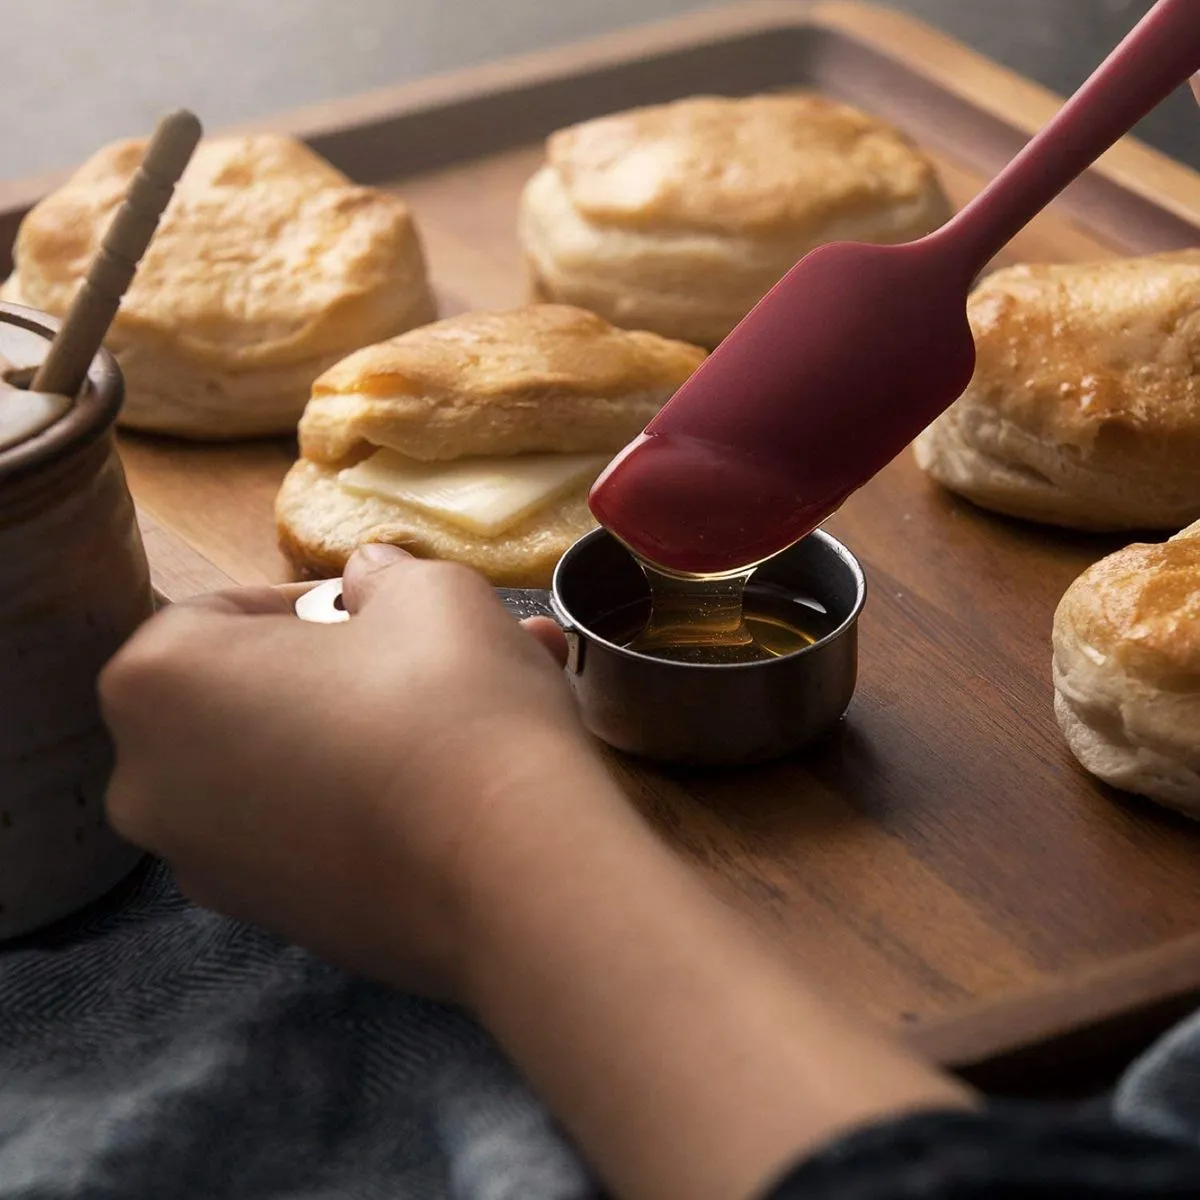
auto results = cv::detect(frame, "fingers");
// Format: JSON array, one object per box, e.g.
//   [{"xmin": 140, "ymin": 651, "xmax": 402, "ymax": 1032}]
[
  {"xmin": 274, "ymin": 582, "xmax": 326, "ymax": 605},
  {"xmin": 521, "ymin": 616, "xmax": 569, "ymax": 667},
  {"xmin": 341, "ymin": 543, "xmax": 417, "ymax": 614},
  {"xmin": 149, "ymin": 556, "xmax": 567, "ymax": 674},
  {"xmin": 343, "ymin": 545, "xmax": 568, "ymax": 666},
  {"xmin": 104, "ymin": 757, "xmax": 155, "ymax": 848},
  {"xmin": 173, "ymin": 585, "xmax": 300, "ymax": 617},
  {"xmin": 157, "ymin": 581, "xmax": 322, "ymax": 619},
  {"xmin": 101, "ymin": 584, "xmax": 313, "ymax": 732}
]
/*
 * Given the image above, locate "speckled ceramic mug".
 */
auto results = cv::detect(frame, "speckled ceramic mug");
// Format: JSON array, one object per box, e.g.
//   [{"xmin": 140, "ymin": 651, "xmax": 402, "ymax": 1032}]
[{"xmin": 0, "ymin": 302, "xmax": 153, "ymax": 939}]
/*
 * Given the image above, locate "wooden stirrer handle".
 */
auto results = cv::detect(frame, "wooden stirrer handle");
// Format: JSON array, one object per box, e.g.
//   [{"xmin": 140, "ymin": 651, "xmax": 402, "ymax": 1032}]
[{"xmin": 31, "ymin": 109, "xmax": 203, "ymax": 398}]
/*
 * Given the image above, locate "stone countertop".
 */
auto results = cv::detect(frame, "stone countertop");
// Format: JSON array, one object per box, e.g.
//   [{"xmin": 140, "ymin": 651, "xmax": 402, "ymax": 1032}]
[{"xmin": 0, "ymin": 0, "xmax": 1195, "ymax": 181}]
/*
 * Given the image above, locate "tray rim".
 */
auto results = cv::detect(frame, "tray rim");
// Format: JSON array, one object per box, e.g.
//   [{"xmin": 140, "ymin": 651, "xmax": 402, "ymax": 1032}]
[
  {"xmin": 11, "ymin": 0, "xmax": 1200, "ymax": 1082},
  {"xmin": 1, "ymin": 0, "xmax": 1198, "ymax": 221}
]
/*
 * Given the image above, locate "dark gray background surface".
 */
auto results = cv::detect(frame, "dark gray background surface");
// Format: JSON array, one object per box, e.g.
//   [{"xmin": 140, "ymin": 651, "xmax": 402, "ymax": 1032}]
[{"xmin": 1, "ymin": 0, "xmax": 1195, "ymax": 181}]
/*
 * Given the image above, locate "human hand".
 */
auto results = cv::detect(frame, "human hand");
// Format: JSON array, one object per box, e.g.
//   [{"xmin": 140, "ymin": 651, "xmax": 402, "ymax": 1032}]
[
  {"xmin": 104, "ymin": 547, "xmax": 973, "ymax": 1200},
  {"xmin": 100, "ymin": 544, "xmax": 621, "ymax": 999}
]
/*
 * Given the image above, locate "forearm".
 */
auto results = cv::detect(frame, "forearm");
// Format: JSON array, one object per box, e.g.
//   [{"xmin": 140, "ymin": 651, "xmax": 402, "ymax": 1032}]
[{"xmin": 458, "ymin": 753, "xmax": 974, "ymax": 1200}]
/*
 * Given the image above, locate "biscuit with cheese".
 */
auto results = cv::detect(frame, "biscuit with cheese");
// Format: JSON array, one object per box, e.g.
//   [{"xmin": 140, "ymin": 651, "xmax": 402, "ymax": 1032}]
[
  {"xmin": 276, "ymin": 305, "xmax": 706, "ymax": 586},
  {"xmin": 2, "ymin": 134, "xmax": 435, "ymax": 438}
]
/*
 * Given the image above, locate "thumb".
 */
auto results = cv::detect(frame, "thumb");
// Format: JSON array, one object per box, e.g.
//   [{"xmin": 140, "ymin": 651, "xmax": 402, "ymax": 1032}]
[
  {"xmin": 342, "ymin": 542, "xmax": 416, "ymax": 615},
  {"xmin": 522, "ymin": 615, "xmax": 569, "ymax": 667}
]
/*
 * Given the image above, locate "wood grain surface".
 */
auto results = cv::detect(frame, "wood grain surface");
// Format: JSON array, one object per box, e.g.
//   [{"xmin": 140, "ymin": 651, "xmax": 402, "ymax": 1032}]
[{"xmin": 8, "ymin": 2, "xmax": 1200, "ymax": 1082}]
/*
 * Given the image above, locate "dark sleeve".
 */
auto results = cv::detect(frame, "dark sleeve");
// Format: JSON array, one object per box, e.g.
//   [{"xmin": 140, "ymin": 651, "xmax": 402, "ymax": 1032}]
[{"xmin": 762, "ymin": 1107, "xmax": 1200, "ymax": 1198}]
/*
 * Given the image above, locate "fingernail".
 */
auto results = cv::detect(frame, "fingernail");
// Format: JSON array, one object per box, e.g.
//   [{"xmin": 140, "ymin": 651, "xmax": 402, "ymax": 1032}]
[{"xmin": 354, "ymin": 542, "xmax": 409, "ymax": 568}]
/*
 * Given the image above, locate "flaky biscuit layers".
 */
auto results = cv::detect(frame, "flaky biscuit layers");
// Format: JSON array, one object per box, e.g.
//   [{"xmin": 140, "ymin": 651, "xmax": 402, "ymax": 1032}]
[
  {"xmin": 1052, "ymin": 519, "xmax": 1200, "ymax": 813},
  {"xmin": 915, "ymin": 252, "xmax": 1200, "ymax": 530},
  {"xmin": 1, "ymin": 134, "xmax": 436, "ymax": 438},
  {"xmin": 276, "ymin": 305, "xmax": 706, "ymax": 587},
  {"xmin": 518, "ymin": 93, "xmax": 952, "ymax": 348}
]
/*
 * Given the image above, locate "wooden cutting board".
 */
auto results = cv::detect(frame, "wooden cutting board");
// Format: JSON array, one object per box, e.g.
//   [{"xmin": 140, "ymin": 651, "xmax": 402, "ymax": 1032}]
[{"xmin": 4, "ymin": 1, "xmax": 1200, "ymax": 1091}]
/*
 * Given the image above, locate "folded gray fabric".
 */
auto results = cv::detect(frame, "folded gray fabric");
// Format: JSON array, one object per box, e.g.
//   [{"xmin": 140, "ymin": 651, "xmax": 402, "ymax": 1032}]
[
  {"xmin": 7, "ymin": 857, "xmax": 1200, "ymax": 1200},
  {"xmin": 1114, "ymin": 1005, "xmax": 1200, "ymax": 1147},
  {"xmin": 0, "ymin": 861, "xmax": 595, "ymax": 1200}
]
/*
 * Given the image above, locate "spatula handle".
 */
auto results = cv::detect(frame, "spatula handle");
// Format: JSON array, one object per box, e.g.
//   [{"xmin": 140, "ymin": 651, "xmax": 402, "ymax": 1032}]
[{"xmin": 941, "ymin": 0, "xmax": 1200, "ymax": 278}]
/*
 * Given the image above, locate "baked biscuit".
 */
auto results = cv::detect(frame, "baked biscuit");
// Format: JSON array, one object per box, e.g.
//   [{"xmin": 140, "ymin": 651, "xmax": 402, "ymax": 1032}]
[
  {"xmin": 1, "ymin": 134, "xmax": 435, "ymax": 438},
  {"xmin": 1052, "ymin": 519, "xmax": 1200, "ymax": 814},
  {"xmin": 518, "ymin": 93, "xmax": 951, "ymax": 347},
  {"xmin": 915, "ymin": 252, "xmax": 1200, "ymax": 530},
  {"xmin": 276, "ymin": 305, "xmax": 706, "ymax": 586}
]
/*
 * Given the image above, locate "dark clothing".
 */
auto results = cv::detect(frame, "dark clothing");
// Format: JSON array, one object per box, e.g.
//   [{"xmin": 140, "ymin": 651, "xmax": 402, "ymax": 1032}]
[
  {"xmin": 768, "ymin": 1109, "xmax": 1200, "ymax": 1197},
  {"xmin": 763, "ymin": 1006, "xmax": 1200, "ymax": 1197}
]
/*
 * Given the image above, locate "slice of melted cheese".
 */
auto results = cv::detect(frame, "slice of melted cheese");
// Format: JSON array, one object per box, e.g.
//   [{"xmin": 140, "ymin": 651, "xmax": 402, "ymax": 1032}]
[{"xmin": 337, "ymin": 447, "xmax": 610, "ymax": 536}]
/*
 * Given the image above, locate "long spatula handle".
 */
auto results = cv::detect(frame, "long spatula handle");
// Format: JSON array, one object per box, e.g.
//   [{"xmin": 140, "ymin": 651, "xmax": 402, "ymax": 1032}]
[{"xmin": 942, "ymin": 0, "xmax": 1200, "ymax": 278}]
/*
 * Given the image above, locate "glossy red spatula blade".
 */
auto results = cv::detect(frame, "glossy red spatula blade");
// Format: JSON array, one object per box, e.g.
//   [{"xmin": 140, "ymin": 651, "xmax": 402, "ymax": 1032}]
[{"xmin": 590, "ymin": 0, "xmax": 1200, "ymax": 577}]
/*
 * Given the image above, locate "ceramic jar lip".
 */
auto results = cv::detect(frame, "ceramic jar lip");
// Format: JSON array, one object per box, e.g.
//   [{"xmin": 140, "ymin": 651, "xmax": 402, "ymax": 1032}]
[{"xmin": 0, "ymin": 302, "xmax": 124, "ymax": 485}]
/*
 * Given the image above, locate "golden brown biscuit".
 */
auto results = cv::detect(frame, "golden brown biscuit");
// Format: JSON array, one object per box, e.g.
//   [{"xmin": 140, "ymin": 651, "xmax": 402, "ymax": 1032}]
[
  {"xmin": 914, "ymin": 252, "xmax": 1200, "ymax": 530},
  {"xmin": 1, "ymin": 134, "xmax": 435, "ymax": 439},
  {"xmin": 1052, "ymin": 520, "xmax": 1200, "ymax": 813},
  {"xmin": 277, "ymin": 305, "xmax": 707, "ymax": 585},
  {"xmin": 517, "ymin": 93, "xmax": 951, "ymax": 347},
  {"xmin": 297, "ymin": 304, "xmax": 705, "ymax": 464}
]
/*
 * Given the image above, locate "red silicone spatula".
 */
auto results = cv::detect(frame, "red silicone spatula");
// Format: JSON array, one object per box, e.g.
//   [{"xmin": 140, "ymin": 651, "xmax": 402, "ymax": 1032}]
[{"xmin": 589, "ymin": 0, "xmax": 1200, "ymax": 578}]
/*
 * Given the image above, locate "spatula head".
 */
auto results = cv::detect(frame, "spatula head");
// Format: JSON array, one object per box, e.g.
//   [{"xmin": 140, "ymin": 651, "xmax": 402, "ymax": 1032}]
[{"xmin": 589, "ymin": 235, "xmax": 978, "ymax": 576}]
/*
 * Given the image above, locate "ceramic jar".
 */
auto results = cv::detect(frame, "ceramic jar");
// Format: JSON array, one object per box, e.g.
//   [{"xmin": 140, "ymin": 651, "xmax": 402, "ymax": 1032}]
[{"xmin": 0, "ymin": 302, "xmax": 153, "ymax": 938}]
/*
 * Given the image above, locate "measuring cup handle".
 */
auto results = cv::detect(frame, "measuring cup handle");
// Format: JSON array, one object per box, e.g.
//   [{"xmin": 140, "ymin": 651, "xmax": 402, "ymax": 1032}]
[
  {"xmin": 294, "ymin": 580, "xmax": 560, "ymax": 624},
  {"xmin": 293, "ymin": 577, "xmax": 350, "ymax": 623},
  {"xmin": 500, "ymin": 588, "xmax": 584, "ymax": 674},
  {"xmin": 295, "ymin": 577, "xmax": 585, "ymax": 673},
  {"xmin": 495, "ymin": 588, "xmax": 557, "ymax": 622},
  {"xmin": 293, "ymin": 580, "xmax": 558, "ymax": 624}
]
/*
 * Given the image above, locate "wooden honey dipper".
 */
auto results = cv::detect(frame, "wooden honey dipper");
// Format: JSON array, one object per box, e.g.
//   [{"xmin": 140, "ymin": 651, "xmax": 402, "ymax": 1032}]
[{"xmin": 29, "ymin": 109, "xmax": 203, "ymax": 399}]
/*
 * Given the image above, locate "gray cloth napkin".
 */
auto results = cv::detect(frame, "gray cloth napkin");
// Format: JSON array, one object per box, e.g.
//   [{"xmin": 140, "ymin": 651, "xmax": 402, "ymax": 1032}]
[
  {"xmin": 1115, "ymin": 1005, "xmax": 1200, "ymax": 1145},
  {"xmin": 0, "ymin": 861, "xmax": 594, "ymax": 1200}
]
